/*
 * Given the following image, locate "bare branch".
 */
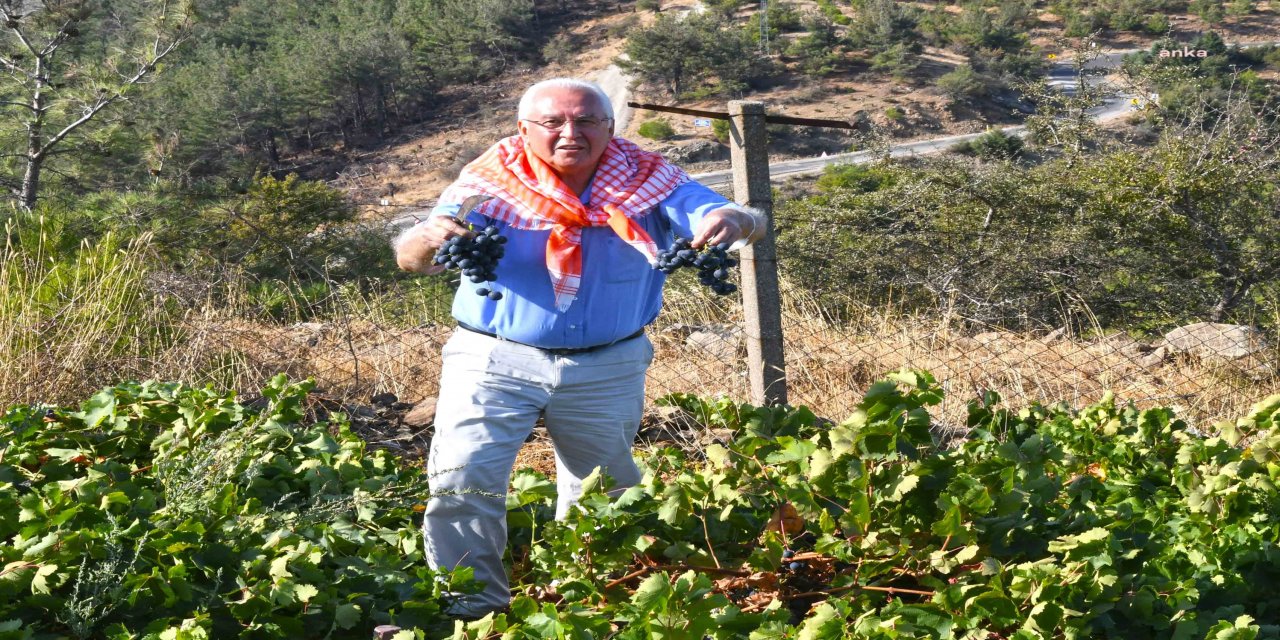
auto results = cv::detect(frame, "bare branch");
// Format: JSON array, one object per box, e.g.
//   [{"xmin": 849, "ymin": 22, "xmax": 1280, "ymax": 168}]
[
  {"xmin": 0, "ymin": 54, "xmax": 32, "ymax": 77},
  {"xmin": 1, "ymin": 9, "xmax": 43, "ymax": 61},
  {"xmin": 34, "ymin": 17, "xmax": 191, "ymax": 158},
  {"xmin": 38, "ymin": 18, "xmax": 74, "ymax": 57},
  {"xmin": 0, "ymin": 100, "xmax": 35, "ymax": 111}
]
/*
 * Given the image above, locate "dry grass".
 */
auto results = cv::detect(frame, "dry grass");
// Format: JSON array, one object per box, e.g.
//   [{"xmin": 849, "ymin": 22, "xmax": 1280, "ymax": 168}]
[{"xmin": 4, "ymin": 227, "xmax": 1275, "ymax": 433}]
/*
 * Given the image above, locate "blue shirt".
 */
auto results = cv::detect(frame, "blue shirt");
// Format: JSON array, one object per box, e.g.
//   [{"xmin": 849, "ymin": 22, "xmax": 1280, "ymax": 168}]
[{"xmin": 427, "ymin": 179, "xmax": 734, "ymax": 349}]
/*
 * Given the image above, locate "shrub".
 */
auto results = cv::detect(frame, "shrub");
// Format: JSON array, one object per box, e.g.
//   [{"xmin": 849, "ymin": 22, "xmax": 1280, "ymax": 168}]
[
  {"xmin": 815, "ymin": 162, "xmax": 898, "ymax": 193},
  {"xmin": 870, "ymin": 42, "xmax": 920, "ymax": 80},
  {"xmin": 1191, "ymin": 0, "xmax": 1226, "ymax": 24},
  {"xmin": 787, "ymin": 12, "xmax": 844, "ymax": 76},
  {"xmin": 884, "ymin": 106, "xmax": 904, "ymax": 120},
  {"xmin": 936, "ymin": 64, "xmax": 989, "ymax": 102},
  {"xmin": 541, "ymin": 33, "xmax": 580, "ymax": 65},
  {"xmin": 1228, "ymin": 0, "xmax": 1254, "ymax": 16},
  {"xmin": 638, "ymin": 118, "xmax": 677, "ymax": 140},
  {"xmin": 968, "ymin": 127, "xmax": 1024, "ymax": 160},
  {"xmin": 212, "ymin": 174, "xmax": 395, "ymax": 283},
  {"xmin": 636, "ymin": 0, "xmax": 661, "ymax": 12},
  {"xmin": 712, "ymin": 118, "xmax": 731, "ymax": 143},
  {"xmin": 1144, "ymin": 12, "xmax": 1171, "ymax": 34}
]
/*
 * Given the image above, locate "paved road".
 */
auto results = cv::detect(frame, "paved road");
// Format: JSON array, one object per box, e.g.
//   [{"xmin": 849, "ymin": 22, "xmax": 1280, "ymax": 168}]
[{"xmin": 690, "ymin": 94, "xmax": 1134, "ymax": 190}]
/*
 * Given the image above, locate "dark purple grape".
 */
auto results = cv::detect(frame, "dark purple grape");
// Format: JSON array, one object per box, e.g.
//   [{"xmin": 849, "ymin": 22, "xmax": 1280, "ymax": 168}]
[{"xmin": 431, "ymin": 224, "xmax": 508, "ymax": 297}]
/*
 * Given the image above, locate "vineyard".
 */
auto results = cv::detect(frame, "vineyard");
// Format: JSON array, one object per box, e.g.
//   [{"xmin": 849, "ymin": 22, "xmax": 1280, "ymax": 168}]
[{"xmin": 3, "ymin": 372, "xmax": 1279, "ymax": 639}]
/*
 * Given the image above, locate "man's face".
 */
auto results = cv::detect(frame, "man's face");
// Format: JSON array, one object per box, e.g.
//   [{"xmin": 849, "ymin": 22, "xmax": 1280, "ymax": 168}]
[{"xmin": 517, "ymin": 87, "xmax": 614, "ymax": 181}]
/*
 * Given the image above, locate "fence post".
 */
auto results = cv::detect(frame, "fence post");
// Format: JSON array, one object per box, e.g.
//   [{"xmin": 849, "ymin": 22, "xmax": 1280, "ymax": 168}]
[{"xmin": 728, "ymin": 100, "xmax": 787, "ymax": 406}]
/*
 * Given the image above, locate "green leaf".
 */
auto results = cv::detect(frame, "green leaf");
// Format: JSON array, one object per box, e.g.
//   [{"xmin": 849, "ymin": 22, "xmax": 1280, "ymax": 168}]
[
  {"xmin": 269, "ymin": 556, "xmax": 291, "ymax": 581},
  {"xmin": 294, "ymin": 583, "xmax": 319, "ymax": 603},
  {"xmin": 334, "ymin": 603, "xmax": 361, "ymax": 629},
  {"xmin": 965, "ymin": 590, "xmax": 1019, "ymax": 628},
  {"xmin": 886, "ymin": 474, "xmax": 920, "ymax": 502},
  {"xmin": 30, "ymin": 564, "xmax": 60, "ymax": 595},
  {"xmin": 797, "ymin": 602, "xmax": 844, "ymax": 640},
  {"xmin": 631, "ymin": 573, "xmax": 672, "ymax": 615},
  {"xmin": 77, "ymin": 389, "xmax": 117, "ymax": 428}
]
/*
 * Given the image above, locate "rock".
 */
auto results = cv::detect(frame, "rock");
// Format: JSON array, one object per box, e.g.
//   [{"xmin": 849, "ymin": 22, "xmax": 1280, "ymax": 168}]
[
  {"xmin": 347, "ymin": 405, "xmax": 378, "ymax": 420},
  {"xmin": 1162, "ymin": 322, "xmax": 1268, "ymax": 359},
  {"xmin": 661, "ymin": 323, "xmax": 699, "ymax": 340},
  {"xmin": 973, "ymin": 331, "xmax": 1004, "ymax": 344},
  {"xmin": 292, "ymin": 322, "xmax": 329, "ymax": 347},
  {"xmin": 403, "ymin": 397, "xmax": 438, "ymax": 428},
  {"xmin": 1093, "ymin": 332, "xmax": 1143, "ymax": 356},
  {"xmin": 374, "ymin": 626, "xmax": 402, "ymax": 640},
  {"xmin": 667, "ymin": 140, "xmax": 727, "ymax": 164},
  {"xmin": 371, "ymin": 392, "xmax": 398, "ymax": 408},
  {"xmin": 1138, "ymin": 345, "xmax": 1169, "ymax": 369},
  {"xmin": 1040, "ymin": 326, "xmax": 1069, "ymax": 344},
  {"xmin": 685, "ymin": 325, "xmax": 743, "ymax": 360}
]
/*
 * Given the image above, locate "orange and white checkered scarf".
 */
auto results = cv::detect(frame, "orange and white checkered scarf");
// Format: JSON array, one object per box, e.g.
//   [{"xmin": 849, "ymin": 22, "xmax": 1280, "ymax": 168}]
[{"xmin": 439, "ymin": 135, "xmax": 690, "ymax": 311}]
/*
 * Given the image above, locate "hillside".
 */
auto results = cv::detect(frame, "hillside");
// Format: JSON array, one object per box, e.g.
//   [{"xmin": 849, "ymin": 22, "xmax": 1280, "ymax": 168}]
[{"xmin": 335, "ymin": 0, "xmax": 1280, "ymax": 216}]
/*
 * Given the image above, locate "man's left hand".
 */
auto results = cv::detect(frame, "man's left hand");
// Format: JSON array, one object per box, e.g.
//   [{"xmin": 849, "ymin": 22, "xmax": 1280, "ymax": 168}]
[{"xmin": 692, "ymin": 208, "xmax": 761, "ymax": 249}]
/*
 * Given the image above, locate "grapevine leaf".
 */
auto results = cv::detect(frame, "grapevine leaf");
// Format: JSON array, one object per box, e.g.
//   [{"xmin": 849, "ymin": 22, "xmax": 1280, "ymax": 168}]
[
  {"xmin": 334, "ymin": 603, "xmax": 361, "ymax": 629},
  {"xmin": 797, "ymin": 602, "xmax": 843, "ymax": 640},
  {"xmin": 30, "ymin": 564, "xmax": 59, "ymax": 595},
  {"xmin": 886, "ymin": 474, "xmax": 920, "ymax": 502},
  {"xmin": 294, "ymin": 583, "xmax": 319, "ymax": 603},
  {"xmin": 631, "ymin": 573, "xmax": 672, "ymax": 615}
]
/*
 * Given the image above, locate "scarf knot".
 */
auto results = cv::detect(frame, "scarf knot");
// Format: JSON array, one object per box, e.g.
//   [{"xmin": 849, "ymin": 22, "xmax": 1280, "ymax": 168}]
[{"xmin": 439, "ymin": 136, "xmax": 690, "ymax": 311}]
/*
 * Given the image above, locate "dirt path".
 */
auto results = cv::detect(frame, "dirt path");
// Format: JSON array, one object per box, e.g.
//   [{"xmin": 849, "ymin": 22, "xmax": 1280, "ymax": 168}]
[
  {"xmin": 591, "ymin": 1, "xmax": 704, "ymax": 133},
  {"xmin": 594, "ymin": 62, "xmax": 634, "ymax": 131}
]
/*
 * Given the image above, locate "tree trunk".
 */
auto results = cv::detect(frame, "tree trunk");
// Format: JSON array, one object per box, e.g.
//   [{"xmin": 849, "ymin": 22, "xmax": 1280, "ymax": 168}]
[
  {"xmin": 264, "ymin": 127, "xmax": 281, "ymax": 168},
  {"xmin": 19, "ymin": 155, "xmax": 41, "ymax": 211},
  {"xmin": 19, "ymin": 59, "xmax": 47, "ymax": 211},
  {"xmin": 374, "ymin": 84, "xmax": 388, "ymax": 140},
  {"xmin": 1209, "ymin": 276, "xmax": 1253, "ymax": 323}
]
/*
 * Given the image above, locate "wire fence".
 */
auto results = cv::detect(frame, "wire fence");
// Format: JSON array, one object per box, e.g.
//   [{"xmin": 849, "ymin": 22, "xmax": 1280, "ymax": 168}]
[{"xmin": 5, "ymin": 187, "xmax": 1278, "ymax": 454}]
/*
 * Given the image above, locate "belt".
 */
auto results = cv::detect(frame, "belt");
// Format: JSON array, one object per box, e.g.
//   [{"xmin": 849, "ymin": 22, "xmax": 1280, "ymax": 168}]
[{"xmin": 457, "ymin": 322, "xmax": 645, "ymax": 356}]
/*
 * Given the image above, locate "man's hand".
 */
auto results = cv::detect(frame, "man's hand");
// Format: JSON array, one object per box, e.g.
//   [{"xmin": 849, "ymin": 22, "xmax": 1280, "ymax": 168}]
[
  {"xmin": 395, "ymin": 215, "xmax": 474, "ymax": 275},
  {"xmin": 691, "ymin": 207, "xmax": 763, "ymax": 250}
]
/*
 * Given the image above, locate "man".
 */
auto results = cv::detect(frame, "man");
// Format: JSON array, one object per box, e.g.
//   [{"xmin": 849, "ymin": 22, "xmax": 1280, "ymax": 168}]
[{"xmin": 393, "ymin": 77, "xmax": 763, "ymax": 617}]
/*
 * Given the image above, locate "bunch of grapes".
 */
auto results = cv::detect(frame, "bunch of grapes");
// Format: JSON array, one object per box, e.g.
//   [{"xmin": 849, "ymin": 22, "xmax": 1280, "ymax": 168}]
[
  {"xmin": 654, "ymin": 237, "xmax": 739, "ymax": 295},
  {"xmin": 433, "ymin": 224, "xmax": 508, "ymax": 300},
  {"xmin": 781, "ymin": 548, "xmax": 805, "ymax": 573}
]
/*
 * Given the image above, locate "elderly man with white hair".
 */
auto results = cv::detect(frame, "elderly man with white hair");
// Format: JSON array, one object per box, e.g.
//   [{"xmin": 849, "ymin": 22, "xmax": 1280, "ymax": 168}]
[{"xmin": 394, "ymin": 77, "xmax": 763, "ymax": 618}]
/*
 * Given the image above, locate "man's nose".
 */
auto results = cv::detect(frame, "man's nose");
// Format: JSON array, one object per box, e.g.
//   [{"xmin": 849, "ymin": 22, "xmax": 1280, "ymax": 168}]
[{"xmin": 558, "ymin": 121, "xmax": 585, "ymax": 137}]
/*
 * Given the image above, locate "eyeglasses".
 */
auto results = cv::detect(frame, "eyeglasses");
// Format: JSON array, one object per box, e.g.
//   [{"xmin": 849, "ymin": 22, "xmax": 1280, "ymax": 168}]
[{"xmin": 521, "ymin": 116, "xmax": 612, "ymax": 132}]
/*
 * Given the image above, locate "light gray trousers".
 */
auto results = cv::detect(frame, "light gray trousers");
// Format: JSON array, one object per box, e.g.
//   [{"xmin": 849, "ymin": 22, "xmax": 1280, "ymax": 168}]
[{"xmin": 423, "ymin": 327, "xmax": 653, "ymax": 616}]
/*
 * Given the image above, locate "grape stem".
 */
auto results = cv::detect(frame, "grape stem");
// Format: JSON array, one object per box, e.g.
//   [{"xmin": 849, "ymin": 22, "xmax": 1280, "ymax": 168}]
[
  {"xmin": 790, "ymin": 583, "xmax": 935, "ymax": 599},
  {"xmin": 603, "ymin": 561, "xmax": 752, "ymax": 590}
]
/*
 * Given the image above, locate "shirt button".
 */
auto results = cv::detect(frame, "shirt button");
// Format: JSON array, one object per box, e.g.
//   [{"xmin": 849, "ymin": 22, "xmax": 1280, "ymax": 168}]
[{"xmin": 569, "ymin": 324, "xmax": 578, "ymax": 329}]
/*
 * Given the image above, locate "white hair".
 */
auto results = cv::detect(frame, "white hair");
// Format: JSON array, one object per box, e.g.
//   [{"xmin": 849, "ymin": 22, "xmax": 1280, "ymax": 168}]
[{"xmin": 517, "ymin": 78, "xmax": 614, "ymax": 122}]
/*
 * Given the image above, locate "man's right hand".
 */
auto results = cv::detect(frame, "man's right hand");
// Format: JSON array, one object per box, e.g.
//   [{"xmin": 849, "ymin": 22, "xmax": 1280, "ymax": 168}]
[{"xmin": 395, "ymin": 215, "xmax": 475, "ymax": 275}]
